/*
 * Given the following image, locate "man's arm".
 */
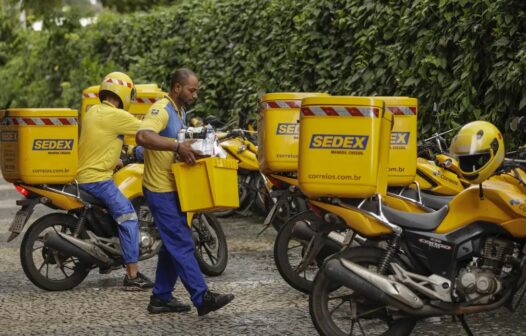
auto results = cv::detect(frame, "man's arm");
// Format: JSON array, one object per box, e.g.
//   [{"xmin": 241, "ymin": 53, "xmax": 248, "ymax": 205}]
[{"xmin": 136, "ymin": 130, "xmax": 198, "ymax": 164}]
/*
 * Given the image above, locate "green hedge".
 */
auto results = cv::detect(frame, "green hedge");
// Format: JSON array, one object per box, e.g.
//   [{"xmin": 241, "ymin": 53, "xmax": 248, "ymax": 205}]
[{"xmin": 1, "ymin": 0, "xmax": 525, "ymax": 145}]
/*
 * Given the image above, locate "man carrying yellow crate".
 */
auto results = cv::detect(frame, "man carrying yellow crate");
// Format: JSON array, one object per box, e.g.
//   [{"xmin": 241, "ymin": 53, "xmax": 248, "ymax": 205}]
[
  {"xmin": 76, "ymin": 72, "xmax": 154, "ymax": 290},
  {"xmin": 136, "ymin": 68, "xmax": 234, "ymax": 316}
]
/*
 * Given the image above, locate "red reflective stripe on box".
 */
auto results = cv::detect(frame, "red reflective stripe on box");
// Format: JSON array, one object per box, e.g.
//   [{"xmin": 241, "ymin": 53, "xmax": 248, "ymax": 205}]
[
  {"xmin": 6, "ymin": 117, "xmax": 78, "ymax": 125},
  {"xmin": 387, "ymin": 106, "xmax": 417, "ymax": 115},
  {"xmin": 104, "ymin": 78, "xmax": 133, "ymax": 88},
  {"xmin": 261, "ymin": 101, "xmax": 301, "ymax": 110},
  {"xmin": 83, "ymin": 93, "xmax": 99, "ymax": 98},
  {"xmin": 301, "ymin": 106, "xmax": 379, "ymax": 117},
  {"xmin": 133, "ymin": 97, "xmax": 159, "ymax": 104}
]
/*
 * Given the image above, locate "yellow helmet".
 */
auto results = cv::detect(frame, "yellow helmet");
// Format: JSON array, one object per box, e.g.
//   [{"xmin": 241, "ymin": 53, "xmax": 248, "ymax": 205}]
[
  {"xmin": 99, "ymin": 72, "xmax": 136, "ymax": 111},
  {"xmin": 449, "ymin": 121, "xmax": 505, "ymax": 184}
]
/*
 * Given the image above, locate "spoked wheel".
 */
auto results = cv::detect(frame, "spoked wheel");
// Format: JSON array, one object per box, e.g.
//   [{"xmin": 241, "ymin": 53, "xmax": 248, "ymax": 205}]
[
  {"xmin": 20, "ymin": 213, "xmax": 91, "ymax": 291},
  {"xmin": 269, "ymin": 194, "xmax": 307, "ymax": 231},
  {"xmin": 309, "ymin": 247, "xmax": 417, "ymax": 336},
  {"xmin": 192, "ymin": 213, "xmax": 228, "ymax": 276},
  {"xmin": 274, "ymin": 211, "xmax": 337, "ymax": 293}
]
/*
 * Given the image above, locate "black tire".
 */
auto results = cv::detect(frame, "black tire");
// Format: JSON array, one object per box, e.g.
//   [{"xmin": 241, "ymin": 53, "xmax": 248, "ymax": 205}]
[
  {"xmin": 274, "ymin": 211, "xmax": 335, "ymax": 294},
  {"xmin": 253, "ymin": 174, "xmax": 271, "ymax": 216},
  {"xmin": 192, "ymin": 213, "xmax": 228, "ymax": 276},
  {"xmin": 270, "ymin": 195, "xmax": 308, "ymax": 231},
  {"xmin": 20, "ymin": 213, "xmax": 91, "ymax": 291},
  {"xmin": 309, "ymin": 246, "xmax": 418, "ymax": 336}
]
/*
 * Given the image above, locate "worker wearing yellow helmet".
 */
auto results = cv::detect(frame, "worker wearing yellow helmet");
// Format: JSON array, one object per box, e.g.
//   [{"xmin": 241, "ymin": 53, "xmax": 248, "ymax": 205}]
[{"xmin": 76, "ymin": 71, "xmax": 154, "ymax": 290}]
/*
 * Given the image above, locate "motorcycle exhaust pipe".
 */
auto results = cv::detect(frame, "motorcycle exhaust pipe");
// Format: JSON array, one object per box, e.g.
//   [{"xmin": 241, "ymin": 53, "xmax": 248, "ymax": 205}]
[
  {"xmin": 291, "ymin": 220, "xmax": 342, "ymax": 253},
  {"xmin": 323, "ymin": 257, "xmax": 446, "ymax": 316},
  {"xmin": 44, "ymin": 231, "xmax": 111, "ymax": 267}
]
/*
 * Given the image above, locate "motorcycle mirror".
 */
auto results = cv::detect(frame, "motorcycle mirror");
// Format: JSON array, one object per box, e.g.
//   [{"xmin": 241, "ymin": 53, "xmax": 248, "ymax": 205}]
[{"xmin": 204, "ymin": 115, "xmax": 224, "ymax": 128}]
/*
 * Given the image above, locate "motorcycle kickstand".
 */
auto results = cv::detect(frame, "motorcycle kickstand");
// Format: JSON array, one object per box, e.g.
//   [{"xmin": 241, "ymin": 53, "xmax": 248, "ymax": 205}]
[
  {"xmin": 295, "ymin": 233, "xmax": 326, "ymax": 273},
  {"xmin": 257, "ymin": 198, "xmax": 284, "ymax": 237},
  {"xmin": 457, "ymin": 315, "xmax": 474, "ymax": 336}
]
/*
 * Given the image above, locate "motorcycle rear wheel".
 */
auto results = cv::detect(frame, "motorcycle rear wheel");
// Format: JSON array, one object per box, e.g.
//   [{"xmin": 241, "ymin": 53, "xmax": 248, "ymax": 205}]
[
  {"xmin": 20, "ymin": 213, "xmax": 90, "ymax": 291},
  {"xmin": 192, "ymin": 213, "xmax": 228, "ymax": 276},
  {"xmin": 274, "ymin": 211, "xmax": 337, "ymax": 293},
  {"xmin": 309, "ymin": 247, "xmax": 417, "ymax": 336}
]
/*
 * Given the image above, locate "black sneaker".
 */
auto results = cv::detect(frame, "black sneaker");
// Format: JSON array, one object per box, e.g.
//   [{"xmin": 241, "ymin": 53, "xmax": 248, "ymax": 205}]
[
  {"xmin": 147, "ymin": 295, "xmax": 191, "ymax": 314},
  {"xmin": 197, "ymin": 290, "xmax": 234, "ymax": 316},
  {"xmin": 123, "ymin": 272, "xmax": 154, "ymax": 291}
]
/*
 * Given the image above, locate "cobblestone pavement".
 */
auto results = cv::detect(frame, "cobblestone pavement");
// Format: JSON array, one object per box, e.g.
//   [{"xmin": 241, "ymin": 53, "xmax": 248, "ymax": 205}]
[{"xmin": 0, "ymin": 179, "xmax": 525, "ymax": 335}]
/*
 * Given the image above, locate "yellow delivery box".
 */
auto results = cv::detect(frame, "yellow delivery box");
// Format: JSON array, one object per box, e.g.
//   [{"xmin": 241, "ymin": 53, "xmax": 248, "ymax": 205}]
[
  {"xmin": 0, "ymin": 108, "xmax": 78, "ymax": 184},
  {"xmin": 81, "ymin": 84, "xmax": 166, "ymax": 145},
  {"xmin": 258, "ymin": 92, "xmax": 330, "ymax": 173},
  {"xmin": 378, "ymin": 97, "xmax": 418, "ymax": 186},
  {"xmin": 172, "ymin": 157, "xmax": 239, "ymax": 212},
  {"xmin": 298, "ymin": 96, "xmax": 393, "ymax": 198}
]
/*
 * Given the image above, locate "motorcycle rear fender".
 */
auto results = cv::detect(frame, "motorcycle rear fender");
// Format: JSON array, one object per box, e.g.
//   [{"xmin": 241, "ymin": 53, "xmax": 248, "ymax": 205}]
[
  {"xmin": 113, "ymin": 163, "xmax": 144, "ymax": 200},
  {"xmin": 309, "ymin": 200, "xmax": 392, "ymax": 237},
  {"xmin": 269, "ymin": 174, "xmax": 299, "ymax": 187},
  {"xmin": 23, "ymin": 185, "xmax": 83, "ymax": 210}
]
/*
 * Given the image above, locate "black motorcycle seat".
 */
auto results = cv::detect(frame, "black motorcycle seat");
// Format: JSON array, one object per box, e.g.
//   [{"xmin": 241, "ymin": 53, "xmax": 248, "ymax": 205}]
[
  {"xmin": 392, "ymin": 187, "xmax": 453, "ymax": 211},
  {"xmin": 381, "ymin": 205, "xmax": 449, "ymax": 231},
  {"xmin": 50, "ymin": 184, "xmax": 105, "ymax": 207}
]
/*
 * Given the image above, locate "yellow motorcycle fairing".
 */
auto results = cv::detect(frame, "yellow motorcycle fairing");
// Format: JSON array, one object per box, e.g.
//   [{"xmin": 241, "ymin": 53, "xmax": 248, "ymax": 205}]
[
  {"xmin": 113, "ymin": 163, "xmax": 144, "ymax": 200},
  {"xmin": 221, "ymin": 138, "xmax": 259, "ymax": 171},
  {"xmin": 309, "ymin": 200, "xmax": 392, "ymax": 237},
  {"xmin": 435, "ymin": 180, "xmax": 526, "ymax": 237},
  {"xmin": 23, "ymin": 185, "xmax": 84, "ymax": 210},
  {"xmin": 415, "ymin": 158, "xmax": 464, "ymax": 195}
]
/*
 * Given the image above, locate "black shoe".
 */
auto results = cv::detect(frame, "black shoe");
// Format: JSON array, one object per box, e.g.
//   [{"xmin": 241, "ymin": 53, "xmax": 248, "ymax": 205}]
[
  {"xmin": 123, "ymin": 272, "xmax": 154, "ymax": 291},
  {"xmin": 197, "ymin": 290, "xmax": 234, "ymax": 316},
  {"xmin": 147, "ymin": 295, "xmax": 191, "ymax": 314}
]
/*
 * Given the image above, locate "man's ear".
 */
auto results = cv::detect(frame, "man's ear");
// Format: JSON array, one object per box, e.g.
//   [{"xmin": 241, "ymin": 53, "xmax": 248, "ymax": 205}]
[{"xmin": 172, "ymin": 83, "xmax": 181, "ymax": 96}]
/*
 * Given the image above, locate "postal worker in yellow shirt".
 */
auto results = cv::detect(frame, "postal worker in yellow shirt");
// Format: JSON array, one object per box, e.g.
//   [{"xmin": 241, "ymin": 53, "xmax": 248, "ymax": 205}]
[
  {"xmin": 76, "ymin": 72, "xmax": 153, "ymax": 290},
  {"xmin": 136, "ymin": 68, "xmax": 234, "ymax": 315}
]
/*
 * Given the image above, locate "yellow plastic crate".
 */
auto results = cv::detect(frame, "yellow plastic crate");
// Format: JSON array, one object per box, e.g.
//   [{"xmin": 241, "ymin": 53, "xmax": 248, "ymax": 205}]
[
  {"xmin": 258, "ymin": 92, "xmax": 330, "ymax": 174},
  {"xmin": 298, "ymin": 96, "xmax": 392, "ymax": 198},
  {"xmin": 172, "ymin": 157, "xmax": 240, "ymax": 212},
  {"xmin": 81, "ymin": 84, "xmax": 166, "ymax": 146},
  {"xmin": 379, "ymin": 97, "xmax": 418, "ymax": 186},
  {"xmin": 0, "ymin": 108, "xmax": 78, "ymax": 184}
]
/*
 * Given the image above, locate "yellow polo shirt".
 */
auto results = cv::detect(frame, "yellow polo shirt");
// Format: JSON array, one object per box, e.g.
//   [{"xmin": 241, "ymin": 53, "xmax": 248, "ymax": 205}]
[
  {"xmin": 76, "ymin": 102, "xmax": 141, "ymax": 183},
  {"xmin": 139, "ymin": 96, "xmax": 185, "ymax": 192}
]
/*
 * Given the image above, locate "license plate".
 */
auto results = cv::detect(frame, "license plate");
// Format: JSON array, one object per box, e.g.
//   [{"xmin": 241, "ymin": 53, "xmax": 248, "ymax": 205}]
[{"xmin": 8, "ymin": 209, "xmax": 31, "ymax": 234}]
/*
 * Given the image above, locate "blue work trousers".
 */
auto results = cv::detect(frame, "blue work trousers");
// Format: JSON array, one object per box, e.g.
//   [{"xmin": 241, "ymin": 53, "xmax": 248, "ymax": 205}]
[
  {"xmin": 143, "ymin": 187, "xmax": 208, "ymax": 307},
  {"xmin": 79, "ymin": 179, "xmax": 139, "ymax": 264}
]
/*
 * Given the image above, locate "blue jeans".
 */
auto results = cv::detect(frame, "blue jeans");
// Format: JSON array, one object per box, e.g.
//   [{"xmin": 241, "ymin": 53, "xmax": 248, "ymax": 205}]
[
  {"xmin": 79, "ymin": 179, "xmax": 139, "ymax": 264},
  {"xmin": 143, "ymin": 187, "xmax": 208, "ymax": 307}
]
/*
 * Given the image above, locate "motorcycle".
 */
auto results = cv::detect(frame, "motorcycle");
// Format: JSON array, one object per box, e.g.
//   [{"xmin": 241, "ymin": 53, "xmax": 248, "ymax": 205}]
[
  {"xmin": 8, "ymin": 161, "xmax": 228, "ymax": 291},
  {"xmin": 308, "ymin": 147, "xmax": 526, "ymax": 335},
  {"xmin": 273, "ymin": 132, "xmax": 465, "ymax": 294}
]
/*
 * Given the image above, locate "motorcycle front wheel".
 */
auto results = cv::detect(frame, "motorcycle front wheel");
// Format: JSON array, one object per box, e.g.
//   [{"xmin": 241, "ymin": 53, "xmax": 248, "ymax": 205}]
[
  {"xmin": 192, "ymin": 213, "xmax": 228, "ymax": 276},
  {"xmin": 309, "ymin": 247, "xmax": 417, "ymax": 336},
  {"xmin": 20, "ymin": 213, "xmax": 91, "ymax": 291}
]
